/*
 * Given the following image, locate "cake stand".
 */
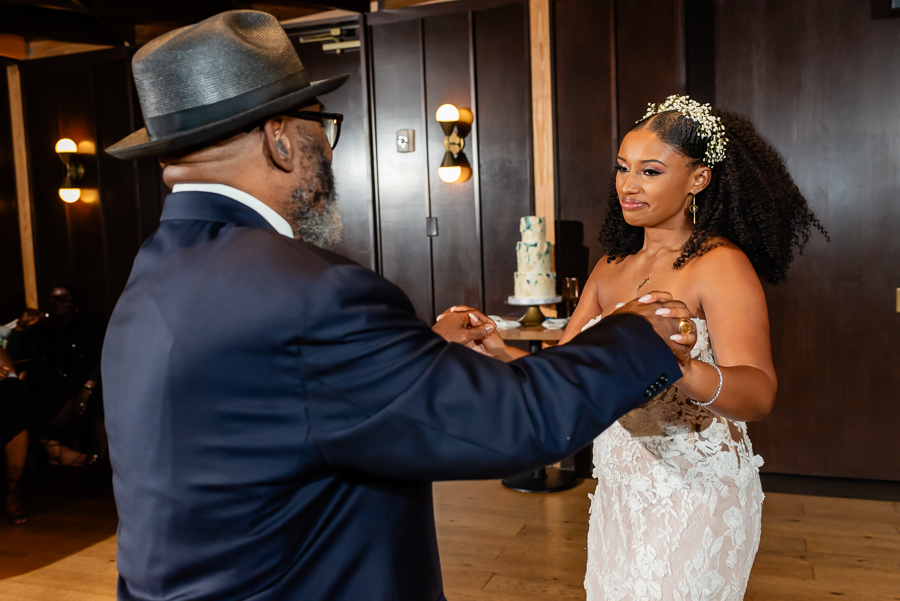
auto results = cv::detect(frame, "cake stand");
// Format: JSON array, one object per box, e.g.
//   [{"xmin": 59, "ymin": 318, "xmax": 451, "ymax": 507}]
[{"xmin": 507, "ymin": 295, "xmax": 563, "ymax": 326}]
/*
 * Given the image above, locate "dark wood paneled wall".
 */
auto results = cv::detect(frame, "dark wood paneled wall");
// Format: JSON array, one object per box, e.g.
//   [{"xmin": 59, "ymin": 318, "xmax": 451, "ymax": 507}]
[
  {"xmin": 370, "ymin": 0, "xmax": 532, "ymax": 321},
  {"xmin": 424, "ymin": 13, "xmax": 482, "ymax": 315},
  {"xmin": 370, "ymin": 19, "xmax": 434, "ymax": 320},
  {"xmin": 474, "ymin": 3, "xmax": 533, "ymax": 316},
  {"xmin": 613, "ymin": 0, "xmax": 685, "ymax": 145},
  {"xmin": 716, "ymin": 0, "xmax": 900, "ymax": 480},
  {"xmin": 553, "ymin": 0, "xmax": 614, "ymax": 281},
  {"xmin": 18, "ymin": 48, "xmax": 157, "ymax": 317},
  {"xmin": 551, "ymin": 0, "xmax": 900, "ymax": 480},
  {"xmin": 0, "ymin": 64, "xmax": 25, "ymax": 322}
]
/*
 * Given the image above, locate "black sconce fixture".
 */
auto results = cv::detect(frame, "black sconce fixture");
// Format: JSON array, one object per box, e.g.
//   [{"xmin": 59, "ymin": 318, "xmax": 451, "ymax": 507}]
[
  {"xmin": 435, "ymin": 104, "xmax": 474, "ymax": 183},
  {"xmin": 55, "ymin": 138, "xmax": 84, "ymax": 203}
]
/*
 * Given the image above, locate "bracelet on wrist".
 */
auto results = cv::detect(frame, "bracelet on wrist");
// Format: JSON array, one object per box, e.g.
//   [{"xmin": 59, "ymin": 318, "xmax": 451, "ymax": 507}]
[{"xmin": 691, "ymin": 363, "xmax": 722, "ymax": 407}]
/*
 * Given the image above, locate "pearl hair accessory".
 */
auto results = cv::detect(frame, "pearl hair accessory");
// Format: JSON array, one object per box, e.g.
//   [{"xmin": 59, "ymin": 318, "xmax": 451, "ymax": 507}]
[{"xmin": 639, "ymin": 95, "xmax": 728, "ymax": 167}]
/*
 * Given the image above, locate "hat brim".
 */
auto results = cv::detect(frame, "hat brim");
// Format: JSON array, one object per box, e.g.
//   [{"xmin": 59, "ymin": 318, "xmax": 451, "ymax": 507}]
[{"xmin": 106, "ymin": 73, "xmax": 350, "ymax": 160}]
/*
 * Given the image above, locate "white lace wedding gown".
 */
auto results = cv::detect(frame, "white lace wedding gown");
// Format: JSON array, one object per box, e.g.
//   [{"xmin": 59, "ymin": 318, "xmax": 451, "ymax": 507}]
[{"xmin": 583, "ymin": 317, "xmax": 765, "ymax": 601}]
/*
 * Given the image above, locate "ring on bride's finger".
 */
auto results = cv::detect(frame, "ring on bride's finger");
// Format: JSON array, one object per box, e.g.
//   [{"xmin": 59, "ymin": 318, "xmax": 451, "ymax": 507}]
[{"xmin": 678, "ymin": 318, "xmax": 692, "ymax": 335}]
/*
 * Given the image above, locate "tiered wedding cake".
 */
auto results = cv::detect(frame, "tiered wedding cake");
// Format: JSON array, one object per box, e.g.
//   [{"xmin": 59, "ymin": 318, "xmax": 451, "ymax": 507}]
[{"xmin": 513, "ymin": 216, "xmax": 556, "ymax": 300}]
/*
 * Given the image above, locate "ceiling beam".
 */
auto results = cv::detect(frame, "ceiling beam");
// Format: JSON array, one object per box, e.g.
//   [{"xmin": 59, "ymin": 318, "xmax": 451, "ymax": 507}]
[
  {"xmin": 0, "ymin": 4, "xmax": 128, "ymax": 45},
  {"xmin": 269, "ymin": 0, "xmax": 369, "ymax": 12}
]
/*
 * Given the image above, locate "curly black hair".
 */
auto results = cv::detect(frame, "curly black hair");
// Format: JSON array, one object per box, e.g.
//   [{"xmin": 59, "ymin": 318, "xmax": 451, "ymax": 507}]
[{"xmin": 599, "ymin": 108, "xmax": 828, "ymax": 285}]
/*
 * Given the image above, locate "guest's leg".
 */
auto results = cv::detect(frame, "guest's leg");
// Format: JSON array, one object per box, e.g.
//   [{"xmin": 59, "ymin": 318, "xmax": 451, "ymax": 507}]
[
  {"xmin": 4, "ymin": 429, "xmax": 29, "ymax": 526},
  {"xmin": 91, "ymin": 417, "xmax": 108, "ymax": 459}
]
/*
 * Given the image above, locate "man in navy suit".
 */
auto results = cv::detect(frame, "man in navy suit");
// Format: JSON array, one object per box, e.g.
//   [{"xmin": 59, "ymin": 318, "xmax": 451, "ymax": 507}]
[{"xmin": 103, "ymin": 10, "xmax": 697, "ymax": 601}]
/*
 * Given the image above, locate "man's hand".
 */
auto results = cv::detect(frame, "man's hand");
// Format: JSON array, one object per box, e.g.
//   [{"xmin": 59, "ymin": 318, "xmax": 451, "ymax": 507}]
[
  {"xmin": 611, "ymin": 291, "xmax": 697, "ymax": 370},
  {"xmin": 436, "ymin": 306, "xmax": 516, "ymax": 359},
  {"xmin": 432, "ymin": 310, "xmax": 495, "ymax": 347}
]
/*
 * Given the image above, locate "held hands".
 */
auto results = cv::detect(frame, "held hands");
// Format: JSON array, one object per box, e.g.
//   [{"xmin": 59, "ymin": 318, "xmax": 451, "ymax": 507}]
[
  {"xmin": 610, "ymin": 291, "xmax": 697, "ymax": 373},
  {"xmin": 433, "ymin": 306, "xmax": 511, "ymax": 359}
]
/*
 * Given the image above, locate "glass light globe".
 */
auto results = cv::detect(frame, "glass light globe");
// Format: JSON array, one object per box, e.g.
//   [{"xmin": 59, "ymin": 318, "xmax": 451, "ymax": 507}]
[
  {"xmin": 55, "ymin": 138, "xmax": 77, "ymax": 154},
  {"xmin": 59, "ymin": 188, "xmax": 81, "ymax": 203},
  {"xmin": 438, "ymin": 166, "xmax": 462, "ymax": 183},
  {"xmin": 435, "ymin": 104, "xmax": 460, "ymax": 123}
]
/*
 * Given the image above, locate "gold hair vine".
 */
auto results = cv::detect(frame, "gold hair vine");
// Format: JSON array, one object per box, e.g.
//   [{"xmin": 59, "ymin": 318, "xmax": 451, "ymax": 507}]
[{"xmin": 639, "ymin": 95, "xmax": 727, "ymax": 167}]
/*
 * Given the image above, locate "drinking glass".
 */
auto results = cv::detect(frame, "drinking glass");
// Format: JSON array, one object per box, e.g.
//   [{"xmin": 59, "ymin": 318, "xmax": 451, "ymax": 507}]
[{"xmin": 562, "ymin": 277, "xmax": 580, "ymax": 317}]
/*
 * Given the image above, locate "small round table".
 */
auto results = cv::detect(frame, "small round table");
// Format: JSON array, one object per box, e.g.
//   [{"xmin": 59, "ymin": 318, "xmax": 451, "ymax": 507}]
[{"xmin": 496, "ymin": 320, "xmax": 580, "ymax": 493}]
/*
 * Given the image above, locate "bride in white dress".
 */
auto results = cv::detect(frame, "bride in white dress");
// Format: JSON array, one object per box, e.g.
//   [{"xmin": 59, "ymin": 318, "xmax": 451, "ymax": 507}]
[
  {"xmin": 567, "ymin": 96, "xmax": 824, "ymax": 600},
  {"xmin": 446, "ymin": 96, "xmax": 826, "ymax": 600}
]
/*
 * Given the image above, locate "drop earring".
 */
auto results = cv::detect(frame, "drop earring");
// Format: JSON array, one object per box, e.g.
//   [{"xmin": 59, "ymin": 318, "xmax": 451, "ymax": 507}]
[{"xmin": 688, "ymin": 193, "xmax": 699, "ymax": 224}]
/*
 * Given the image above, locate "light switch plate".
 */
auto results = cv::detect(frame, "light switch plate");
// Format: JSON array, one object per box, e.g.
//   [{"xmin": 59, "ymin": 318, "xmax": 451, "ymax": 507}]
[{"xmin": 397, "ymin": 129, "xmax": 415, "ymax": 152}]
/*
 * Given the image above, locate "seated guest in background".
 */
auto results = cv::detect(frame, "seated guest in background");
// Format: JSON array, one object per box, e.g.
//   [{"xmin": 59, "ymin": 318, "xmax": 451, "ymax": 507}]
[
  {"xmin": 1, "ymin": 347, "xmax": 97, "ymax": 526},
  {"xmin": 6, "ymin": 284, "xmax": 108, "ymax": 461}
]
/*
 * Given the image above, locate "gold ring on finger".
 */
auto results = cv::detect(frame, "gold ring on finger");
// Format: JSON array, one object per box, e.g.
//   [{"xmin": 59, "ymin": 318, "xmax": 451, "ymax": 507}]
[{"xmin": 678, "ymin": 318, "xmax": 692, "ymax": 336}]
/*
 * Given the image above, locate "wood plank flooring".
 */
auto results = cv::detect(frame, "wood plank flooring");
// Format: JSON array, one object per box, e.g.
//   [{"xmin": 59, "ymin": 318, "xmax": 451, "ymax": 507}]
[{"xmin": 0, "ymin": 479, "xmax": 898, "ymax": 600}]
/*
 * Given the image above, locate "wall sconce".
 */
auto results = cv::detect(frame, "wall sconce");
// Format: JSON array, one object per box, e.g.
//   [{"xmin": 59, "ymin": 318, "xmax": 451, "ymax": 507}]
[
  {"xmin": 435, "ymin": 103, "xmax": 474, "ymax": 183},
  {"xmin": 55, "ymin": 138, "xmax": 84, "ymax": 203}
]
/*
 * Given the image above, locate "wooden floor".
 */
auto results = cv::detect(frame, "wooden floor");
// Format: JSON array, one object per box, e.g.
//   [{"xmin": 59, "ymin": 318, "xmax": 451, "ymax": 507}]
[{"xmin": 1, "ymin": 479, "xmax": 898, "ymax": 600}]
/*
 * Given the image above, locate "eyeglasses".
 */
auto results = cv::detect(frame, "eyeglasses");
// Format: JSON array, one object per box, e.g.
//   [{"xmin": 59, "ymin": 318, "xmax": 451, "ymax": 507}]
[{"xmin": 283, "ymin": 111, "xmax": 344, "ymax": 150}]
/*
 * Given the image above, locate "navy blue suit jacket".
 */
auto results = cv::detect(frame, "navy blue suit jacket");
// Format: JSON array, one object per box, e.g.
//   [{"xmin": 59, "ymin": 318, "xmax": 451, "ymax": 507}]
[{"xmin": 103, "ymin": 191, "xmax": 679, "ymax": 601}]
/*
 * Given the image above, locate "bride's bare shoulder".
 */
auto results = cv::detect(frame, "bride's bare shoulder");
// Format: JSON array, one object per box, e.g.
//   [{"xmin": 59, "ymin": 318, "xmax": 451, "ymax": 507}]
[
  {"xmin": 683, "ymin": 237, "xmax": 760, "ymax": 287},
  {"xmin": 590, "ymin": 255, "xmax": 626, "ymax": 276}
]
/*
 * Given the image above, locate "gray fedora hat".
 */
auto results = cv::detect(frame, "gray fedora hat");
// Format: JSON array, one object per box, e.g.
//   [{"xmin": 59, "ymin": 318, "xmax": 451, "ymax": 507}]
[{"xmin": 106, "ymin": 10, "xmax": 348, "ymax": 160}]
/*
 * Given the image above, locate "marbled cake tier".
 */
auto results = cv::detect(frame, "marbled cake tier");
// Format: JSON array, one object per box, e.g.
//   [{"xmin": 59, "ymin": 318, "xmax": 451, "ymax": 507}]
[
  {"xmin": 514, "ymin": 272, "xmax": 556, "ymax": 299},
  {"xmin": 519, "ymin": 216, "xmax": 545, "ymax": 244},
  {"xmin": 516, "ymin": 241, "xmax": 552, "ymax": 273},
  {"xmin": 514, "ymin": 216, "xmax": 556, "ymax": 300}
]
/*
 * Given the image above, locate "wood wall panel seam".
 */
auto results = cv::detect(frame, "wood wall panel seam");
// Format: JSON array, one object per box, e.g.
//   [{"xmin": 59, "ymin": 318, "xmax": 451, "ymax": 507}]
[
  {"xmin": 529, "ymin": 0, "xmax": 555, "ymax": 246},
  {"xmin": 6, "ymin": 64, "xmax": 37, "ymax": 309},
  {"xmin": 467, "ymin": 9, "xmax": 487, "ymax": 311}
]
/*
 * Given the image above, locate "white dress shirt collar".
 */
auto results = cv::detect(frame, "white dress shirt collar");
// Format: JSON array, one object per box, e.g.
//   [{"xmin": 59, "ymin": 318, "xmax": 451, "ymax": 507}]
[{"xmin": 171, "ymin": 183, "xmax": 294, "ymax": 239}]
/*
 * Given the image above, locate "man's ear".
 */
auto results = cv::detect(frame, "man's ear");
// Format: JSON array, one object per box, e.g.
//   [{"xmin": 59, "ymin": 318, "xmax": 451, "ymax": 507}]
[{"xmin": 263, "ymin": 117, "xmax": 294, "ymax": 173}]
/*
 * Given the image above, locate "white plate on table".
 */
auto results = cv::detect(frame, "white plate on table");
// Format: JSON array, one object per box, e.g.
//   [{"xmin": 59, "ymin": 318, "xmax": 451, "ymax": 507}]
[{"xmin": 542, "ymin": 318, "xmax": 569, "ymax": 330}]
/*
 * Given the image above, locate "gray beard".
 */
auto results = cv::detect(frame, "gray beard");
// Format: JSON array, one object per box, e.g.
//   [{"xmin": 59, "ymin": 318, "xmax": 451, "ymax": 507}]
[{"xmin": 288, "ymin": 143, "xmax": 342, "ymax": 249}]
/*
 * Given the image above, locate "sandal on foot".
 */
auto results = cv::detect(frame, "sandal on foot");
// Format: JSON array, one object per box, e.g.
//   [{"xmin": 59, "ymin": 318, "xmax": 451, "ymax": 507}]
[
  {"xmin": 44, "ymin": 442, "xmax": 99, "ymax": 469},
  {"xmin": 4, "ymin": 479, "xmax": 29, "ymax": 526}
]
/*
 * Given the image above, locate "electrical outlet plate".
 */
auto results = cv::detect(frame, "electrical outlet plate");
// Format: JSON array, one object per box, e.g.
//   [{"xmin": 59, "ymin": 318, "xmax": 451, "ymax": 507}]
[{"xmin": 396, "ymin": 129, "xmax": 415, "ymax": 153}]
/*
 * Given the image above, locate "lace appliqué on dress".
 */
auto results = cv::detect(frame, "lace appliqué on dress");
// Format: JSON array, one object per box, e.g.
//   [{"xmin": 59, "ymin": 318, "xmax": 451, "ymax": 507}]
[{"xmin": 583, "ymin": 317, "xmax": 765, "ymax": 601}]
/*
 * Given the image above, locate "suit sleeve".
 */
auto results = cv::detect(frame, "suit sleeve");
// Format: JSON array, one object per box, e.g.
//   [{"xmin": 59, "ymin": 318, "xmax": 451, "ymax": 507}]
[{"xmin": 301, "ymin": 263, "xmax": 680, "ymax": 480}]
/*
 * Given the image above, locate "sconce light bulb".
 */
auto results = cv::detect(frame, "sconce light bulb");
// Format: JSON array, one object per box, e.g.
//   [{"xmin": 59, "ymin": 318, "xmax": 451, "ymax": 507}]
[
  {"xmin": 59, "ymin": 188, "xmax": 81, "ymax": 203},
  {"xmin": 438, "ymin": 166, "xmax": 462, "ymax": 183},
  {"xmin": 435, "ymin": 104, "xmax": 460, "ymax": 123},
  {"xmin": 55, "ymin": 138, "xmax": 77, "ymax": 154}
]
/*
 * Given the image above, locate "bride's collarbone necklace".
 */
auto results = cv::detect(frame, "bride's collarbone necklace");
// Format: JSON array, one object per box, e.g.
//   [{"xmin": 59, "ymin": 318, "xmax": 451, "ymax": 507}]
[{"xmin": 634, "ymin": 249, "xmax": 677, "ymax": 292}]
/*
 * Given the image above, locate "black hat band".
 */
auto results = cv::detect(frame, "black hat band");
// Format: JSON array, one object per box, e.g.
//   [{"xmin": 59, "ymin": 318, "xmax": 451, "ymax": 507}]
[{"xmin": 144, "ymin": 70, "xmax": 311, "ymax": 141}]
